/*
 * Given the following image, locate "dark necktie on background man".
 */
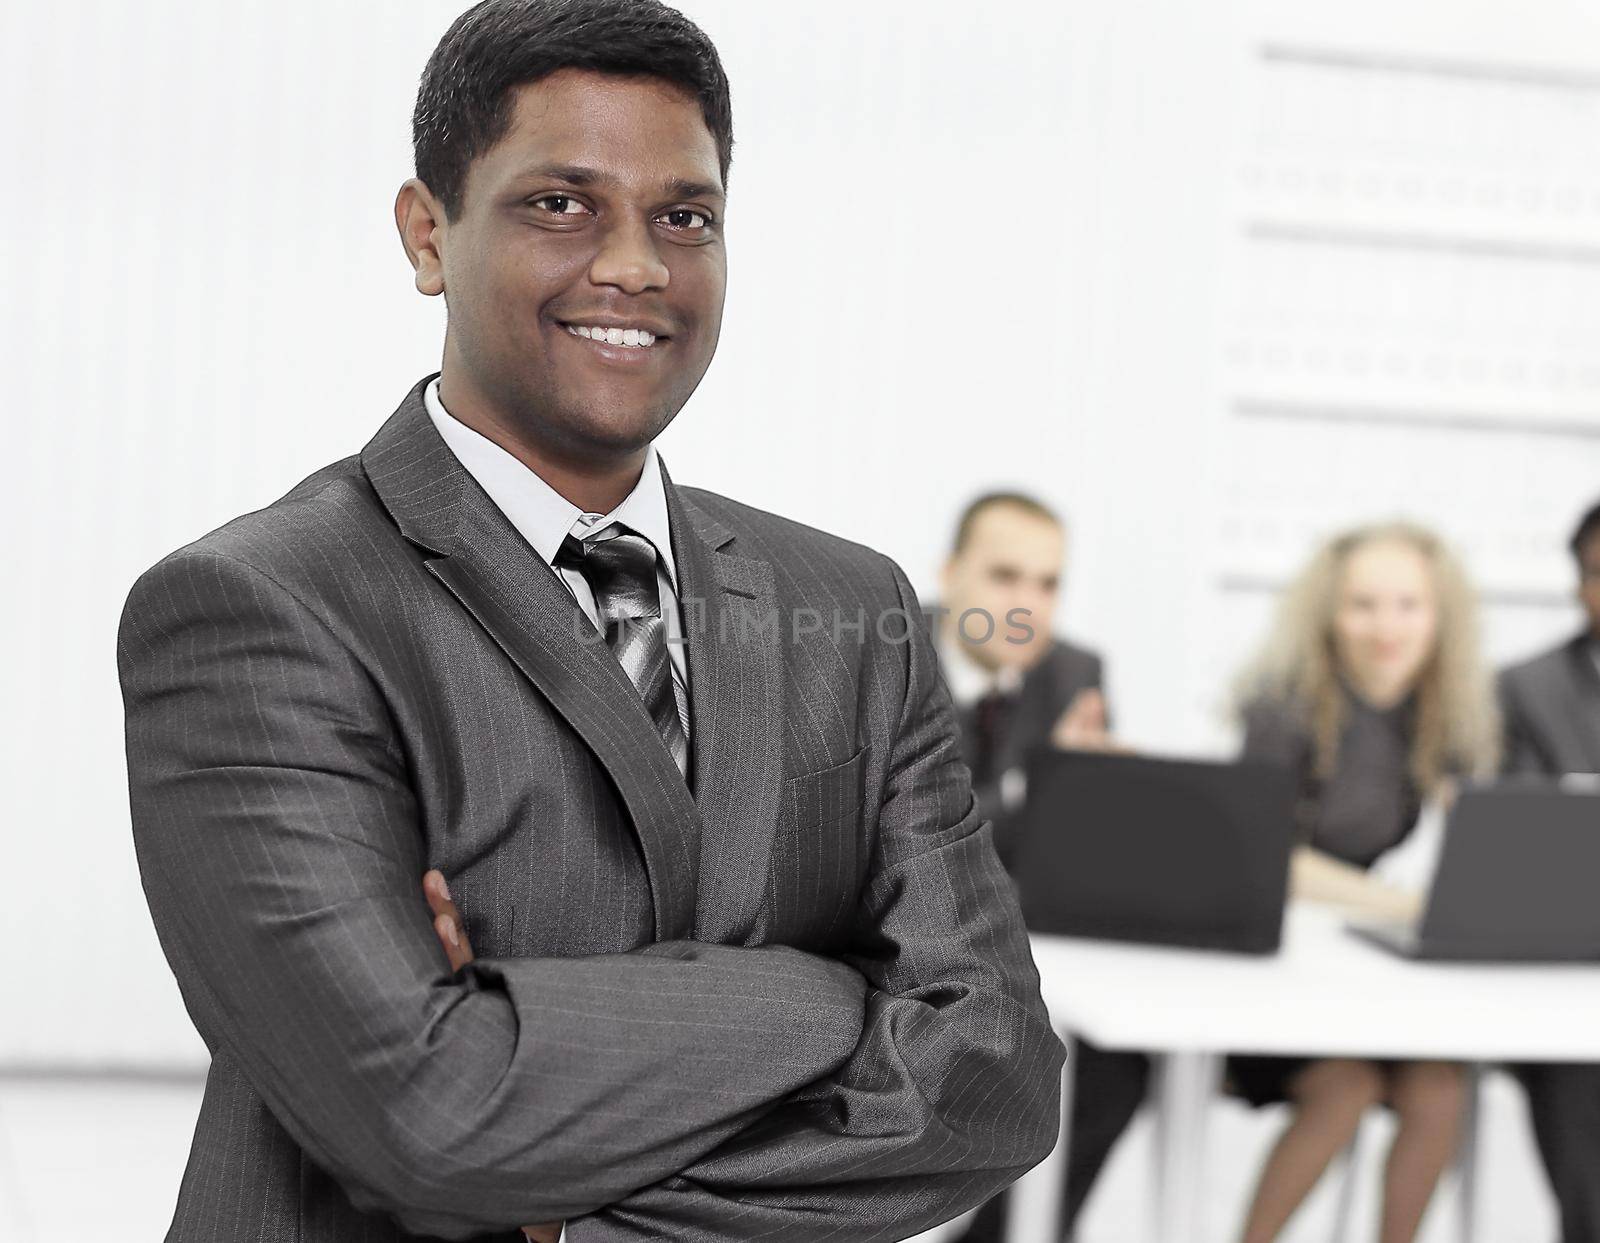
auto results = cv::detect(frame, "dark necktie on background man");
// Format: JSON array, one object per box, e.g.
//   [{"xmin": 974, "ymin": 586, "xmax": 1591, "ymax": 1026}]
[
  {"xmin": 970, "ymin": 686, "xmax": 1016, "ymax": 791},
  {"xmin": 556, "ymin": 525, "xmax": 690, "ymax": 777}
]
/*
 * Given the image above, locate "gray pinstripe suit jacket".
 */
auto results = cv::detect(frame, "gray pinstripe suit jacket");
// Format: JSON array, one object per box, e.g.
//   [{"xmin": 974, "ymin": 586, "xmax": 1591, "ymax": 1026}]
[{"xmin": 117, "ymin": 375, "xmax": 1065, "ymax": 1242}]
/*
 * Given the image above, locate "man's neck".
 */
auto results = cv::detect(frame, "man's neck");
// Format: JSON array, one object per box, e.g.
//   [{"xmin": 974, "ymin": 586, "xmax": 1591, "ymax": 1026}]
[
  {"xmin": 436, "ymin": 371, "xmax": 647, "ymax": 514},
  {"xmin": 937, "ymin": 624, "xmax": 1023, "ymax": 703}
]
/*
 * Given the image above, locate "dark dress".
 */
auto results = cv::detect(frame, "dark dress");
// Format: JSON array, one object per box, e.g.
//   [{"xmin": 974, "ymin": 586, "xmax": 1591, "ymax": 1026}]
[{"xmin": 1226, "ymin": 686, "xmax": 1422, "ymax": 1106}]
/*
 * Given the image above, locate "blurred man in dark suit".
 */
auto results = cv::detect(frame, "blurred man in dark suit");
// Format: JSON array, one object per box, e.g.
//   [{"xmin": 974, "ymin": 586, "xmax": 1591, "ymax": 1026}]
[
  {"xmin": 933, "ymin": 493, "xmax": 1111, "ymax": 869},
  {"xmin": 1501, "ymin": 499, "xmax": 1600, "ymax": 779},
  {"xmin": 1501, "ymin": 497, "xmax": 1600, "ymax": 1243},
  {"xmin": 934, "ymin": 492, "xmax": 1147, "ymax": 1243}
]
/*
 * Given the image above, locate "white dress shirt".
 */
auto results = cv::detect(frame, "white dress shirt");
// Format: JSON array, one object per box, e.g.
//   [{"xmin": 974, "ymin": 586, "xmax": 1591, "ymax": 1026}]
[
  {"xmin": 423, "ymin": 377, "xmax": 691, "ymax": 753},
  {"xmin": 934, "ymin": 628, "xmax": 1026, "ymax": 810},
  {"xmin": 935, "ymin": 628, "xmax": 1023, "ymax": 708}
]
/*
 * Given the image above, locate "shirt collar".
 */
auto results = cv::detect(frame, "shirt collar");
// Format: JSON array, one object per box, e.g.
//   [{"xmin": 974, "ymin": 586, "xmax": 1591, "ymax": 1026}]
[{"xmin": 424, "ymin": 375, "xmax": 678, "ymax": 589}]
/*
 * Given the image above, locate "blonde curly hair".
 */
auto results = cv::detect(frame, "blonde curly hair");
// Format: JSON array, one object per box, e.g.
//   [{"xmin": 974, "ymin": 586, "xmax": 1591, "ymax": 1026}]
[{"xmin": 1234, "ymin": 521, "xmax": 1501, "ymax": 796}]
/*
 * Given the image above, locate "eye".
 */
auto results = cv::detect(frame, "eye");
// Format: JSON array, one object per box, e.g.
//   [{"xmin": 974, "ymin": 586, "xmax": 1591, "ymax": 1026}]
[
  {"xmin": 529, "ymin": 194, "xmax": 591, "ymax": 218},
  {"xmin": 658, "ymin": 207, "xmax": 712, "ymax": 231}
]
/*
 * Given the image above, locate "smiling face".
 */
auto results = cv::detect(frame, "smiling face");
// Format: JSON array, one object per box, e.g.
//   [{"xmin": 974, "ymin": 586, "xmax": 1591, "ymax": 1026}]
[
  {"xmin": 1331, "ymin": 536, "xmax": 1441, "ymax": 707},
  {"xmin": 400, "ymin": 68, "xmax": 727, "ymax": 472}
]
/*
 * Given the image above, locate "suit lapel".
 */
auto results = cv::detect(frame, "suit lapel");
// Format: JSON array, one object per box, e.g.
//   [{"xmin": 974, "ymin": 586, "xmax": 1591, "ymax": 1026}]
[
  {"xmin": 361, "ymin": 376, "xmax": 702, "ymax": 941},
  {"xmin": 664, "ymin": 469, "xmax": 785, "ymax": 944}
]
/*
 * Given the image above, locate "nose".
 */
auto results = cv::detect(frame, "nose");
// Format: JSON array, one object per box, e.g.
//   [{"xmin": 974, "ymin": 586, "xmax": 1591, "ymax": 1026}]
[
  {"xmin": 589, "ymin": 217, "xmax": 670, "ymax": 295},
  {"xmin": 1368, "ymin": 617, "xmax": 1406, "ymax": 650}
]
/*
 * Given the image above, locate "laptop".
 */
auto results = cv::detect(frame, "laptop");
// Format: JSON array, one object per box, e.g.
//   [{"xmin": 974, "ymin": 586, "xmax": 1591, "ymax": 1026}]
[
  {"xmin": 1349, "ymin": 782, "xmax": 1600, "ymax": 962},
  {"xmin": 1009, "ymin": 750, "xmax": 1299, "ymax": 955}
]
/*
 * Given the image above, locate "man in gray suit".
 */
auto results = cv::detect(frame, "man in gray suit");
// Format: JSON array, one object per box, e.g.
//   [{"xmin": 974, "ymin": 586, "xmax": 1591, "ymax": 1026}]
[
  {"xmin": 929, "ymin": 493, "xmax": 1147, "ymax": 1243},
  {"xmin": 116, "ymin": 3, "xmax": 1064, "ymax": 1240},
  {"xmin": 1501, "ymin": 498, "xmax": 1600, "ymax": 1243}
]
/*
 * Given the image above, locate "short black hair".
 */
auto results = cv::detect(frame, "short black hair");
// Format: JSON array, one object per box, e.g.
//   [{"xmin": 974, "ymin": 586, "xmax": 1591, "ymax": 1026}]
[
  {"xmin": 412, "ymin": 0, "xmax": 734, "ymax": 223},
  {"xmin": 1572, "ymin": 498, "xmax": 1600, "ymax": 561},
  {"xmin": 951, "ymin": 491, "xmax": 1063, "ymax": 554}
]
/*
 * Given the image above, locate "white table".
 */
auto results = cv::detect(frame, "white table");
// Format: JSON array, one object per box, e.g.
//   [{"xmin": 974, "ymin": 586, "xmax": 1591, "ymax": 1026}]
[{"xmin": 1006, "ymin": 903, "xmax": 1600, "ymax": 1243}]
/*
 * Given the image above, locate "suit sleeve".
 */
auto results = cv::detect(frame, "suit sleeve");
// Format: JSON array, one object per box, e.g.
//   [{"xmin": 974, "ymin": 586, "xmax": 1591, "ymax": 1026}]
[
  {"xmin": 1089, "ymin": 651, "xmax": 1111, "ymax": 733},
  {"xmin": 118, "ymin": 550, "xmax": 869, "ymax": 1240},
  {"xmin": 1497, "ymin": 669, "xmax": 1553, "ymax": 776},
  {"xmin": 967, "ymin": 772, "xmax": 1009, "ymax": 852},
  {"xmin": 565, "ymin": 558, "xmax": 1068, "ymax": 1242}
]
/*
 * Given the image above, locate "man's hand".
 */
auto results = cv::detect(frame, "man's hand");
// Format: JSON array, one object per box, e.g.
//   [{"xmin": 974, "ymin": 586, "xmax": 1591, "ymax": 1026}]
[
  {"xmin": 422, "ymin": 870, "xmax": 563, "ymax": 1243},
  {"xmin": 1050, "ymin": 688, "xmax": 1123, "ymax": 752},
  {"xmin": 423, "ymin": 869, "xmax": 475, "ymax": 971}
]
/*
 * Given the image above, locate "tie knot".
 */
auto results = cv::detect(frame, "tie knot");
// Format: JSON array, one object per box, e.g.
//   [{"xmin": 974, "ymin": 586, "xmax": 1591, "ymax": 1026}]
[
  {"xmin": 976, "ymin": 685, "xmax": 1012, "ymax": 712},
  {"xmin": 556, "ymin": 528, "xmax": 661, "ymax": 618}
]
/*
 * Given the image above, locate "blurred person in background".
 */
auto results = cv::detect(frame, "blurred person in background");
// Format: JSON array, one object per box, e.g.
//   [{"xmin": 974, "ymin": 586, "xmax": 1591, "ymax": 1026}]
[
  {"xmin": 1501, "ymin": 498, "xmax": 1600, "ymax": 777},
  {"xmin": 1500, "ymin": 496, "xmax": 1600, "ymax": 1243},
  {"xmin": 935, "ymin": 492, "xmax": 1114, "ymax": 867},
  {"xmin": 1226, "ymin": 521, "xmax": 1500, "ymax": 1243},
  {"xmin": 933, "ymin": 492, "xmax": 1146, "ymax": 1243}
]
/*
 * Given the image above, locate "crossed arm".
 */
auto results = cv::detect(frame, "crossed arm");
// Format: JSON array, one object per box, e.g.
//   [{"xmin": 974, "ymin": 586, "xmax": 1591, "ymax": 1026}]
[{"xmin": 119, "ymin": 550, "xmax": 1063, "ymax": 1241}]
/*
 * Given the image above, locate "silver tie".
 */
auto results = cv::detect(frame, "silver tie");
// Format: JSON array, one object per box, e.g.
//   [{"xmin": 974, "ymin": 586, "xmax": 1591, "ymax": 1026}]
[{"xmin": 556, "ymin": 528, "xmax": 689, "ymax": 776}]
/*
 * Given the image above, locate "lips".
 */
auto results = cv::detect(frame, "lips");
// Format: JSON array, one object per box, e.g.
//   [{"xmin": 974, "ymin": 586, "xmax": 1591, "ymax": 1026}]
[
  {"xmin": 564, "ymin": 323, "xmax": 658, "ymax": 349},
  {"xmin": 552, "ymin": 318, "xmax": 673, "ymax": 367},
  {"xmin": 557, "ymin": 313, "xmax": 674, "ymax": 337}
]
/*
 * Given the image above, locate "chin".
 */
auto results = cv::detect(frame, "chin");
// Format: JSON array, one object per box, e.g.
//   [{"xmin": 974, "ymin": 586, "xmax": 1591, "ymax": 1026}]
[{"xmin": 560, "ymin": 402, "xmax": 677, "ymax": 456}]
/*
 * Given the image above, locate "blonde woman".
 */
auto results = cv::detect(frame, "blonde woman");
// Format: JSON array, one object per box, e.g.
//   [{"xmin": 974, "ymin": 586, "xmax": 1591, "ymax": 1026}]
[{"xmin": 1227, "ymin": 521, "xmax": 1500, "ymax": 1243}]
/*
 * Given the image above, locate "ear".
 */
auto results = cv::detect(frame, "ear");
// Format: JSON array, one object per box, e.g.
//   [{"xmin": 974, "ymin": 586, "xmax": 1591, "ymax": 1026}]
[{"xmin": 395, "ymin": 178, "xmax": 447, "ymax": 297}]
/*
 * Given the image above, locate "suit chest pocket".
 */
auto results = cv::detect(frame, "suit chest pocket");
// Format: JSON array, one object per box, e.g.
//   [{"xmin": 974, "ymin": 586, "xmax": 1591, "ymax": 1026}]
[
  {"xmin": 767, "ymin": 747, "xmax": 870, "ymax": 943},
  {"xmin": 788, "ymin": 746, "xmax": 867, "ymax": 833}
]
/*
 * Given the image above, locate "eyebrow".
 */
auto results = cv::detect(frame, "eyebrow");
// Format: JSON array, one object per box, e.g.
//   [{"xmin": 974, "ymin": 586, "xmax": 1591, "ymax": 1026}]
[{"xmin": 513, "ymin": 162, "xmax": 724, "ymax": 202}]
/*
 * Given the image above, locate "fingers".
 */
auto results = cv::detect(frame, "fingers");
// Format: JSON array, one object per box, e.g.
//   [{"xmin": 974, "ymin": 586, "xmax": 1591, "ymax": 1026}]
[
  {"xmin": 522, "ymin": 1224, "xmax": 563, "ymax": 1243},
  {"xmin": 1054, "ymin": 696, "xmax": 1098, "ymax": 747},
  {"xmin": 1063, "ymin": 688, "xmax": 1105, "ymax": 731},
  {"xmin": 1056, "ymin": 689, "xmax": 1100, "ymax": 732},
  {"xmin": 422, "ymin": 867, "xmax": 452, "ymax": 917},
  {"xmin": 433, "ymin": 911, "xmax": 472, "ymax": 972},
  {"xmin": 422, "ymin": 868, "xmax": 474, "ymax": 969}
]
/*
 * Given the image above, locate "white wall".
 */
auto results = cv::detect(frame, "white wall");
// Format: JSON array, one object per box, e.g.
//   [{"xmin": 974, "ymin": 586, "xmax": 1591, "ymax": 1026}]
[{"xmin": 1, "ymin": 0, "xmax": 1595, "ymax": 1067}]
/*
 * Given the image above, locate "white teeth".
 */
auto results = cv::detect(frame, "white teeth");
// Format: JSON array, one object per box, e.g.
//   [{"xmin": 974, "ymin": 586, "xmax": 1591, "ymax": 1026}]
[{"xmin": 564, "ymin": 324, "xmax": 658, "ymax": 348}]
